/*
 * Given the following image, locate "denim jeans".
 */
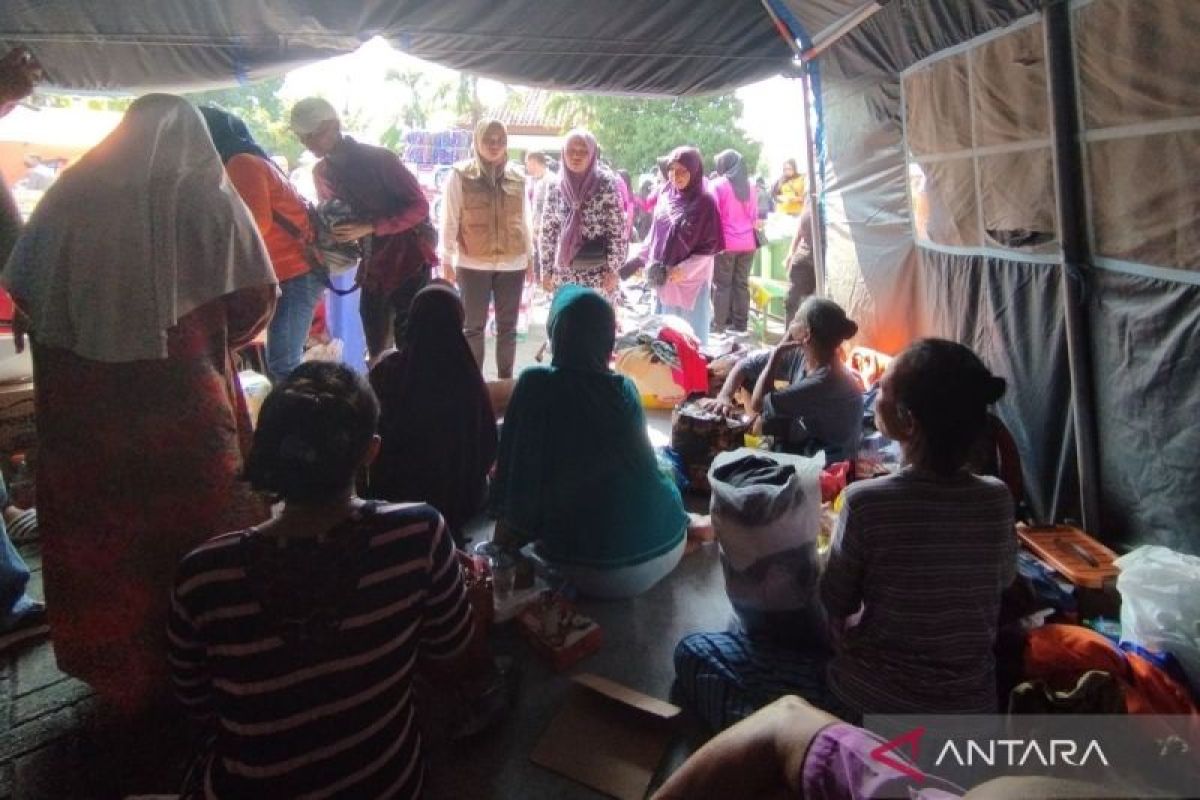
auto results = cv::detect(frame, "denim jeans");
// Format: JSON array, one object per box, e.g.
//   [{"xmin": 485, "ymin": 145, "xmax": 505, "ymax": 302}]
[
  {"xmin": 0, "ymin": 476, "xmax": 34, "ymax": 622},
  {"xmin": 266, "ymin": 269, "xmax": 327, "ymax": 383}
]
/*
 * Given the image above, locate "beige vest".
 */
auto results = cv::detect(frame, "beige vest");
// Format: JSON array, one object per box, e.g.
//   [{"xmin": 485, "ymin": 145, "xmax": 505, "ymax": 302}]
[{"xmin": 454, "ymin": 160, "xmax": 528, "ymax": 260}]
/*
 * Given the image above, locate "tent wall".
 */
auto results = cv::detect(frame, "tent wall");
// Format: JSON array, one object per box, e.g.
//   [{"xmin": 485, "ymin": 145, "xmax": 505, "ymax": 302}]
[
  {"xmin": 1072, "ymin": 0, "xmax": 1200, "ymax": 553},
  {"xmin": 820, "ymin": 0, "xmax": 1200, "ymax": 552}
]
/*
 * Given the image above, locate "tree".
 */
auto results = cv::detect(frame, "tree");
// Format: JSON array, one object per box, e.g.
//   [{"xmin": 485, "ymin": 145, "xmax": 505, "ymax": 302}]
[
  {"xmin": 546, "ymin": 93, "xmax": 762, "ymax": 177},
  {"xmin": 184, "ymin": 77, "xmax": 302, "ymax": 164}
]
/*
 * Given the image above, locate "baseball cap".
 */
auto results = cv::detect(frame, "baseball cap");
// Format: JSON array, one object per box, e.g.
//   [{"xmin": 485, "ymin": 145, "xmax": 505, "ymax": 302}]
[{"xmin": 290, "ymin": 97, "xmax": 339, "ymax": 136}]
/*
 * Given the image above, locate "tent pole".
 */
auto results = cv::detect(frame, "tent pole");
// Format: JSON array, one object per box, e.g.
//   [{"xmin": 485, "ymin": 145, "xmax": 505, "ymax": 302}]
[
  {"xmin": 800, "ymin": 1, "xmax": 892, "ymax": 61},
  {"xmin": 800, "ymin": 68, "xmax": 825, "ymax": 297},
  {"xmin": 1043, "ymin": 0, "xmax": 1102, "ymax": 533}
]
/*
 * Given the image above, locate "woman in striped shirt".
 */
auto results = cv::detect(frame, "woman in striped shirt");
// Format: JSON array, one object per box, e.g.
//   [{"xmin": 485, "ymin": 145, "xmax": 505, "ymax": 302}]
[
  {"xmin": 169, "ymin": 362, "xmax": 479, "ymax": 799},
  {"xmin": 821, "ymin": 338, "xmax": 1017, "ymax": 716}
]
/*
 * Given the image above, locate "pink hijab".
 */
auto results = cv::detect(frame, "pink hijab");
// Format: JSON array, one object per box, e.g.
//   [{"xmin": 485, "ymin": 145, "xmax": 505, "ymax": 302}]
[{"xmin": 555, "ymin": 128, "xmax": 603, "ymax": 267}]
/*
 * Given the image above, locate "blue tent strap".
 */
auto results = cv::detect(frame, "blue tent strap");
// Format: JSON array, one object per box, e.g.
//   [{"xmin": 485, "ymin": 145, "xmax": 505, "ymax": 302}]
[{"xmin": 762, "ymin": 0, "xmax": 827, "ymax": 233}]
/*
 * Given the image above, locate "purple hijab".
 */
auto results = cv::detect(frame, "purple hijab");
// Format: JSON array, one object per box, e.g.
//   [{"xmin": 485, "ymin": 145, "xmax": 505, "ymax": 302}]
[
  {"xmin": 556, "ymin": 129, "xmax": 603, "ymax": 267},
  {"xmin": 647, "ymin": 146, "xmax": 724, "ymax": 267}
]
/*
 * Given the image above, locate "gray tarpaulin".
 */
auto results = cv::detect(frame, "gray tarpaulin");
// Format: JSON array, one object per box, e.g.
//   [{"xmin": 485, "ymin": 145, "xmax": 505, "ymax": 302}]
[
  {"xmin": 0, "ymin": 0, "xmax": 807, "ymax": 95},
  {"xmin": 818, "ymin": 0, "xmax": 1199, "ymax": 552}
]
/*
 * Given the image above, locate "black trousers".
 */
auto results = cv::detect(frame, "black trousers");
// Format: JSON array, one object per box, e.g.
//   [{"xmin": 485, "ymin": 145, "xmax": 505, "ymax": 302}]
[
  {"xmin": 359, "ymin": 264, "xmax": 432, "ymax": 358},
  {"xmin": 785, "ymin": 252, "xmax": 816, "ymax": 327}
]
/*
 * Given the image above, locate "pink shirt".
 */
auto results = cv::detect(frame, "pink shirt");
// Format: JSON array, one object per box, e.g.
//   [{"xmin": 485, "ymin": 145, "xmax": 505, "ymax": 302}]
[{"xmin": 711, "ymin": 176, "xmax": 759, "ymax": 253}]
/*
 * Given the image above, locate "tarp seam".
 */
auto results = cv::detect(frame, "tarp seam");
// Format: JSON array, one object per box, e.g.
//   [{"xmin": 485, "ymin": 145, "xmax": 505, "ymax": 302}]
[
  {"xmin": 1092, "ymin": 258, "xmax": 1200, "ymax": 287},
  {"xmin": 898, "ymin": 13, "xmax": 1042, "ymax": 79}
]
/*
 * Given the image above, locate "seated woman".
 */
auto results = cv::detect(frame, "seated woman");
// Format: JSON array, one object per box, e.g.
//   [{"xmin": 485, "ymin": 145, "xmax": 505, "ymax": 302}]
[
  {"xmin": 169, "ymin": 362, "xmax": 488, "ymax": 800},
  {"xmin": 703, "ymin": 297, "xmax": 864, "ymax": 463},
  {"xmin": 673, "ymin": 339, "xmax": 1014, "ymax": 732},
  {"xmin": 820, "ymin": 338, "xmax": 1017, "ymax": 717},
  {"xmin": 368, "ymin": 282, "xmax": 497, "ymax": 544},
  {"xmin": 490, "ymin": 285, "xmax": 687, "ymax": 600}
]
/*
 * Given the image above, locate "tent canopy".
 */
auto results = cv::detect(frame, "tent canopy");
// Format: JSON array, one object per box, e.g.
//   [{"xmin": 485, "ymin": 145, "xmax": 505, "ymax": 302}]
[{"xmin": 0, "ymin": 0, "xmax": 846, "ymax": 95}]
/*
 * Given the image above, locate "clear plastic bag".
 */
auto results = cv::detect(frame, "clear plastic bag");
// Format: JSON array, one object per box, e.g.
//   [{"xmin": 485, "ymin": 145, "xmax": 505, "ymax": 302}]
[{"xmin": 1115, "ymin": 545, "xmax": 1200, "ymax": 694}]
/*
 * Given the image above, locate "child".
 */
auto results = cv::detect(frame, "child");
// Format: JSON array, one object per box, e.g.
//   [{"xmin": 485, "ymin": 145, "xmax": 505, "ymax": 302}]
[
  {"xmin": 821, "ymin": 338, "xmax": 1017, "ymax": 716},
  {"xmin": 169, "ymin": 362, "xmax": 484, "ymax": 799}
]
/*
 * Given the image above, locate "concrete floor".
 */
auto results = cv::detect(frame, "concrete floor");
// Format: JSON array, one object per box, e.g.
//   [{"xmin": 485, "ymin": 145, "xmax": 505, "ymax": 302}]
[
  {"xmin": 424, "ymin": 543, "xmax": 732, "ymax": 800},
  {"xmin": 0, "ymin": 326, "xmax": 736, "ymax": 799}
]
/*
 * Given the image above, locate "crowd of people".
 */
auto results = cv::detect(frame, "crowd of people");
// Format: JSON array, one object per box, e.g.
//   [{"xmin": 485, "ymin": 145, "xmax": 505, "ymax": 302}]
[{"xmin": 0, "ymin": 50, "xmax": 1034, "ymax": 799}]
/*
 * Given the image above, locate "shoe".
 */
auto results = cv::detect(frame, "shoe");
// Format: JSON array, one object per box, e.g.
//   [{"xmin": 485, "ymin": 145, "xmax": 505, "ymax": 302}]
[{"xmin": 0, "ymin": 600, "xmax": 48, "ymax": 652}]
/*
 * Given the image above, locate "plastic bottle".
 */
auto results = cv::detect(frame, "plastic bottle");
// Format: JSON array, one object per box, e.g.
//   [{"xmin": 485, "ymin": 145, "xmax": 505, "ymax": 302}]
[{"xmin": 8, "ymin": 453, "xmax": 34, "ymax": 509}]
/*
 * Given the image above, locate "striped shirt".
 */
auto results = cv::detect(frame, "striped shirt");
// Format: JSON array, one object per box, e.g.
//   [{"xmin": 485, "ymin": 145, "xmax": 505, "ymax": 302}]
[
  {"xmin": 820, "ymin": 468, "xmax": 1016, "ymax": 715},
  {"xmin": 169, "ymin": 502, "xmax": 473, "ymax": 800}
]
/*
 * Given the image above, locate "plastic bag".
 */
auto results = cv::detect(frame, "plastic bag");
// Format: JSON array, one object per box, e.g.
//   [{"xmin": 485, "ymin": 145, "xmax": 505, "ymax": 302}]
[
  {"xmin": 708, "ymin": 449, "xmax": 824, "ymax": 639},
  {"xmin": 1115, "ymin": 545, "xmax": 1200, "ymax": 694},
  {"xmin": 302, "ymin": 337, "xmax": 344, "ymax": 364}
]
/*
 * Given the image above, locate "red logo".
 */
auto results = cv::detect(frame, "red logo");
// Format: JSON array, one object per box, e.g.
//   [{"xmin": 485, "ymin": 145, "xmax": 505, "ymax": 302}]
[{"xmin": 869, "ymin": 727, "xmax": 927, "ymax": 783}]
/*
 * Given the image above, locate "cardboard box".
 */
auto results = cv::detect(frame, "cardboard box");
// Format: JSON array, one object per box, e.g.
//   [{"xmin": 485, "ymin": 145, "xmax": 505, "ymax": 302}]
[
  {"xmin": 531, "ymin": 674, "xmax": 682, "ymax": 800},
  {"xmin": 516, "ymin": 593, "xmax": 603, "ymax": 671}
]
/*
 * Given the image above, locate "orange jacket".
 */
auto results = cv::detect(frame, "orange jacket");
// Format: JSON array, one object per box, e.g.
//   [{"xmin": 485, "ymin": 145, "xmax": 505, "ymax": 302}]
[{"xmin": 225, "ymin": 154, "xmax": 312, "ymax": 283}]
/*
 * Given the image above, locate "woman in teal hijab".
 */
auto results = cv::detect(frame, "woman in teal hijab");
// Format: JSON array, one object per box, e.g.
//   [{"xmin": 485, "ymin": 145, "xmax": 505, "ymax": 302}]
[{"xmin": 491, "ymin": 285, "xmax": 687, "ymax": 598}]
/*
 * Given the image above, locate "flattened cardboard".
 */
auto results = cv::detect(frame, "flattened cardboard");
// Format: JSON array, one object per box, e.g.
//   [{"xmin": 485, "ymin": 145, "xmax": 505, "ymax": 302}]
[{"xmin": 531, "ymin": 674, "xmax": 682, "ymax": 800}]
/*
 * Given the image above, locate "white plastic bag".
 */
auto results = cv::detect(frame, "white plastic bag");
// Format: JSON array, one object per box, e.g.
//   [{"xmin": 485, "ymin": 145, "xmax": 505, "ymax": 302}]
[
  {"xmin": 302, "ymin": 337, "xmax": 344, "ymax": 364},
  {"xmin": 708, "ymin": 449, "xmax": 823, "ymax": 629},
  {"xmin": 1115, "ymin": 545, "xmax": 1200, "ymax": 693}
]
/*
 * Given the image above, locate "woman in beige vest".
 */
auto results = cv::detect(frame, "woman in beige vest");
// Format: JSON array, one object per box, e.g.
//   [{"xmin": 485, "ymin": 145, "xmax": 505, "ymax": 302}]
[{"xmin": 440, "ymin": 119, "xmax": 531, "ymax": 379}]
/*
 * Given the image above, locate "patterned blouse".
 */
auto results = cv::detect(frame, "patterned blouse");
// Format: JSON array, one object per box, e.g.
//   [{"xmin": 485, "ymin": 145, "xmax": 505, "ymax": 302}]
[{"xmin": 539, "ymin": 169, "xmax": 629, "ymax": 286}]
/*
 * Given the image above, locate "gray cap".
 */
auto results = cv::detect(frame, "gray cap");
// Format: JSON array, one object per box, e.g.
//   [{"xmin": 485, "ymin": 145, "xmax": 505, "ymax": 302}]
[{"xmin": 289, "ymin": 97, "xmax": 339, "ymax": 135}]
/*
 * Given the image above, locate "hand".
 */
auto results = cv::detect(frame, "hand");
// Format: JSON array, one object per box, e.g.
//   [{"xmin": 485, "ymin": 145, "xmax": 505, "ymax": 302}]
[
  {"xmin": 774, "ymin": 339, "xmax": 804, "ymax": 355},
  {"xmin": 652, "ymin": 696, "xmax": 839, "ymax": 800},
  {"xmin": 0, "ymin": 48, "xmax": 43, "ymax": 109},
  {"xmin": 525, "ymin": 260, "xmax": 535, "ymax": 286},
  {"xmin": 697, "ymin": 396, "xmax": 738, "ymax": 418},
  {"xmin": 442, "ymin": 262, "xmax": 456, "ymax": 285},
  {"xmin": 603, "ymin": 269, "xmax": 619, "ymax": 294},
  {"xmin": 331, "ymin": 222, "xmax": 374, "ymax": 243}
]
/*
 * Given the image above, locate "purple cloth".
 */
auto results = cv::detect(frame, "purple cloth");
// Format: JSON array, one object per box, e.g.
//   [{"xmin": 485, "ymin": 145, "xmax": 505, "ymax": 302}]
[
  {"xmin": 802, "ymin": 723, "xmax": 964, "ymax": 800},
  {"xmin": 646, "ymin": 146, "xmax": 725, "ymax": 267},
  {"xmin": 556, "ymin": 129, "xmax": 604, "ymax": 268}
]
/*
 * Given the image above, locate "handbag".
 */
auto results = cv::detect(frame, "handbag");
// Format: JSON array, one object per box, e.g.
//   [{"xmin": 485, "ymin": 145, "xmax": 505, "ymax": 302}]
[
  {"xmin": 272, "ymin": 200, "xmax": 366, "ymax": 296},
  {"xmin": 647, "ymin": 261, "xmax": 670, "ymax": 287}
]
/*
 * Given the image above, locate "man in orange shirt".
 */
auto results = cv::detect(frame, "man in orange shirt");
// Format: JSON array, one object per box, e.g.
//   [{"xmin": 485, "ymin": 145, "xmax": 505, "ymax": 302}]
[{"xmin": 200, "ymin": 107, "xmax": 323, "ymax": 382}]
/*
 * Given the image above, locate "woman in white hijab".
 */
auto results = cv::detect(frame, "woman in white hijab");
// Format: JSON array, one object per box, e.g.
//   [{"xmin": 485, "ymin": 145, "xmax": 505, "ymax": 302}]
[{"xmin": 1, "ymin": 93, "xmax": 277, "ymax": 715}]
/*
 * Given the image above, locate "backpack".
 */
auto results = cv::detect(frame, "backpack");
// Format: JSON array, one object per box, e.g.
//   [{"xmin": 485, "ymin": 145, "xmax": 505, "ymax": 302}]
[{"xmin": 272, "ymin": 199, "xmax": 367, "ymax": 296}]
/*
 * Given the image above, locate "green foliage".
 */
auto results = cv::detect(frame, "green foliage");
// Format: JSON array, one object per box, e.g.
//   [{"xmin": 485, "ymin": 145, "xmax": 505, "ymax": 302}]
[
  {"xmin": 27, "ymin": 93, "xmax": 132, "ymax": 112},
  {"xmin": 546, "ymin": 93, "xmax": 761, "ymax": 177},
  {"xmin": 184, "ymin": 77, "xmax": 302, "ymax": 165}
]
